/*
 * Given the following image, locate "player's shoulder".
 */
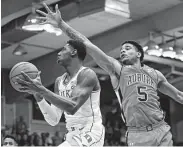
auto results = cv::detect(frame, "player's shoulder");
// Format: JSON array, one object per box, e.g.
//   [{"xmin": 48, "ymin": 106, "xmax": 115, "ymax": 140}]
[
  {"xmin": 78, "ymin": 67, "xmax": 100, "ymax": 90},
  {"xmin": 143, "ymin": 65, "xmax": 155, "ymax": 72},
  {"xmin": 79, "ymin": 67, "xmax": 97, "ymax": 80}
]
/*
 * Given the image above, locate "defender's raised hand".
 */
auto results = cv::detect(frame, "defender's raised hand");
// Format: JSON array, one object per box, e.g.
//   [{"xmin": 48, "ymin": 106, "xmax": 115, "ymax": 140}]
[{"xmin": 36, "ymin": 3, "xmax": 62, "ymax": 27}]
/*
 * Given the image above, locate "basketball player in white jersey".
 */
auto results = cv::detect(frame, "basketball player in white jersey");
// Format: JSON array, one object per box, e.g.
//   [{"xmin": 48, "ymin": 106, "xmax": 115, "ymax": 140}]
[
  {"xmin": 16, "ymin": 39, "xmax": 105, "ymax": 147},
  {"xmin": 35, "ymin": 3, "xmax": 183, "ymax": 146}
]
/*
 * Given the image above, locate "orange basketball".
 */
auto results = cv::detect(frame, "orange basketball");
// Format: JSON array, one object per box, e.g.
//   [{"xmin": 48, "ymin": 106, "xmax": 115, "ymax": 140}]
[{"xmin": 9, "ymin": 62, "xmax": 39, "ymax": 92}]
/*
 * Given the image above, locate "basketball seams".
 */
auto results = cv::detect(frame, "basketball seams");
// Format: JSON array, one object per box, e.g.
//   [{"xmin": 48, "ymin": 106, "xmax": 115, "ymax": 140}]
[
  {"xmin": 10, "ymin": 71, "xmax": 39, "ymax": 80},
  {"xmin": 9, "ymin": 62, "xmax": 39, "ymax": 92},
  {"xmin": 9, "ymin": 62, "xmax": 30, "ymax": 77}
]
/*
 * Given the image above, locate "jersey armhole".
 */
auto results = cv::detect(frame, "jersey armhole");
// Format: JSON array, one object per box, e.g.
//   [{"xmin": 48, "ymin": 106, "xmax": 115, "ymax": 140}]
[
  {"xmin": 154, "ymin": 69, "xmax": 160, "ymax": 85},
  {"xmin": 113, "ymin": 66, "xmax": 123, "ymax": 91}
]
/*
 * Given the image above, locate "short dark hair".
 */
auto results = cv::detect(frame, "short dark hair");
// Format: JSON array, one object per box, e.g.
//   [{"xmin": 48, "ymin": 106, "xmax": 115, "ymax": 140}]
[
  {"xmin": 3, "ymin": 135, "xmax": 17, "ymax": 144},
  {"xmin": 67, "ymin": 40, "xmax": 86, "ymax": 61},
  {"xmin": 121, "ymin": 40, "xmax": 144, "ymax": 61}
]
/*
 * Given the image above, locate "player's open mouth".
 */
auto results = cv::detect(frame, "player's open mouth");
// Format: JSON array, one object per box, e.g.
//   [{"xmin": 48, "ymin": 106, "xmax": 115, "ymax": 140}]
[
  {"xmin": 121, "ymin": 54, "xmax": 127, "ymax": 59},
  {"xmin": 57, "ymin": 58, "xmax": 61, "ymax": 63}
]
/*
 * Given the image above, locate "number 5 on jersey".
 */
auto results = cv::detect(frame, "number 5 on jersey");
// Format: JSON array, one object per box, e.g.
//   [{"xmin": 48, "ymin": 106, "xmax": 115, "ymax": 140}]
[{"xmin": 137, "ymin": 86, "xmax": 148, "ymax": 102}]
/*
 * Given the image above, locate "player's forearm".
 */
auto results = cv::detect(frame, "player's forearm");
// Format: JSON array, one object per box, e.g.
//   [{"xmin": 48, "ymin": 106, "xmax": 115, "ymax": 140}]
[
  {"xmin": 37, "ymin": 98, "xmax": 61, "ymax": 126},
  {"xmin": 167, "ymin": 90, "xmax": 183, "ymax": 104},
  {"xmin": 175, "ymin": 91, "xmax": 183, "ymax": 104},
  {"xmin": 33, "ymin": 93, "xmax": 44, "ymax": 102},
  {"xmin": 39, "ymin": 86, "xmax": 76, "ymax": 114},
  {"xmin": 58, "ymin": 20, "xmax": 105, "ymax": 57},
  {"xmin": 58, "ymin": 20, "xmax": 87, "ymax": 42}
]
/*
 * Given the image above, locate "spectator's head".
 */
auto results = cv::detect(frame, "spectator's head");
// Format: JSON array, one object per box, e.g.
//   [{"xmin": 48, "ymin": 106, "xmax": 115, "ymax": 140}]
[
  {"xmin": 2, "ymin": 135, "xmax": 18, "ymax": 146},
  {"xmin": 46, "ymin": 132, "xmax": 50, "ymax": 137}
]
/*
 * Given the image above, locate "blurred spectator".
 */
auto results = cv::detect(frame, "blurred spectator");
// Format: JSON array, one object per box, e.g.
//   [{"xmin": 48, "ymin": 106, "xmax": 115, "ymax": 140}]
[
  {"xmin": 16, "ymin": 134, "xmax": 21, "ymax": 145},
  {"xmin": 41, "ymin": 133, "xmax": 46, "ymax": 146},
  {"xmin": 16, "ymin": 116, "xmax": 27, "ymax": 136},
  {"xmin": 113, "ymin": 121, "xmax": 121, "ymax": 144},
  {"xmin": 33, "ymin": 133, "xmax": 41, "ymax": 146},
  {"xmin": 1, "ymin": 129, "xmax": 6, "ymax": 145},
  {"xmin": 120, "ymin": 126, "xmax": 126, "ymax": 145},
  {"xmin": 105, "ymin": 121, "xmax": 113, "ymax": 145},
  {"xmin": 19, "ymin": 133, "xmax": 29, "ymax": 146},
  {"xmin": 52, "ymin": 131, "xmax": 63, "ymax": 146},
  {"xmin": 45, "ymin": 133, "xmax": 53, "ymax": 146}
]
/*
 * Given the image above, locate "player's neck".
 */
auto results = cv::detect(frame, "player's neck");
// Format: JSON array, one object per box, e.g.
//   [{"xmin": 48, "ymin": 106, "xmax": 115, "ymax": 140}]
[
  {"xmin": 133, "ymin": 61, "xmax": 141, "ymax": 68},
  {"xmin": 66, "ymin": 59, "xmax": 82, "ymax": 78}
]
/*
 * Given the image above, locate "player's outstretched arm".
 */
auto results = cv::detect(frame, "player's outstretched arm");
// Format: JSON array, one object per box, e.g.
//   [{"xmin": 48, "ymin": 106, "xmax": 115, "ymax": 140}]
[
  {"xmin": 36, "ymin": 3, "xmax": 122, "ymax": 76},
  {"xmin": 156, "ymin": 70, "xmax": 183, "ymax": 104}
]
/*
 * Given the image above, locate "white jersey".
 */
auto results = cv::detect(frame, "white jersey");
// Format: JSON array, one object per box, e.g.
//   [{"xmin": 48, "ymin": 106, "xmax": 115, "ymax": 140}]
[{"xmin": 58, "ymin": 66, "xmax": 102, "ymax": 129}]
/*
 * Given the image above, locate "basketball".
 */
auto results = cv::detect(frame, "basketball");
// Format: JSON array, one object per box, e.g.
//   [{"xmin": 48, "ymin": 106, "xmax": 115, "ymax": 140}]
[{"xmin": 9, "ymin": 62, "xmax": 39, "ymax": 92}]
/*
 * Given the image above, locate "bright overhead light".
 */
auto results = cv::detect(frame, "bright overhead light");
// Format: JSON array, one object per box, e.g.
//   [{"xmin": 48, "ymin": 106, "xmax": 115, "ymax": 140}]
[
  {"xmin": 22, "ymin": 4, "xmax": 44, "ymax": 32},
  {"xmin": 22, "ymin": 3, "xmax": 62, "ymax": 36},
  {"xmin": 144, "ymin": 32, "xmax": 161, "ymax": 56},
  {"xmin": 161, "ymin": 36, "xmax": 176, "ymax": 58},
  {"xmin": 174, "ymin": 45, "xmax": 183, "ymax": 61}
]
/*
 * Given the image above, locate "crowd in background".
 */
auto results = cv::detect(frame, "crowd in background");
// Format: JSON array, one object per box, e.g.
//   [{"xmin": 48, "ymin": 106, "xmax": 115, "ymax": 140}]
[
  {"xmin": 1, "ymin": 116, "xmax": 64, "ymax": 146},
  {"xmin": 101, "ymin": 99, "xmax": 127, "ymax": 146},
  {"xmin": 1, "ymin": 99, "xmax": 127, "ymax": 146}
]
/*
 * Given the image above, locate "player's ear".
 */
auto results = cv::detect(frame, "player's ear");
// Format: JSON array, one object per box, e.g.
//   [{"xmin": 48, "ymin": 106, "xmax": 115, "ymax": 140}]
[
  {"xmin": 137, "ymin": 52, "xmax": 141, "ymax": 58},
  {"xmin": 71, "ymin": 49, "xmax": 77, "ymax": 57}
]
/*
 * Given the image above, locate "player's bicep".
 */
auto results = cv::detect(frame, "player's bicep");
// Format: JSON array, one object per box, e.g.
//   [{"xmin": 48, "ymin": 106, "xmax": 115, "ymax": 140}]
[
  {"xmin": 157, "ymin": 71, "xmax": 178, "ymax": 97},
  {"xmin": 71, "ymin": 69, "xmax": 97, "ymax": 111}
]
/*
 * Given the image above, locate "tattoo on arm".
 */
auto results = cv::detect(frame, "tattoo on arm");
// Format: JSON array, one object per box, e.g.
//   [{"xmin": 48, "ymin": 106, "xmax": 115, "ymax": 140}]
[{"xmin": 59, "ymin": 21, "xmax": 87, "ymax": 42}]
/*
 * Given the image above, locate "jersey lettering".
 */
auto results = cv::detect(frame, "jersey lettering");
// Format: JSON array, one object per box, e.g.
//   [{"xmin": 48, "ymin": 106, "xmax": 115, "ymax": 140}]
[{"xmin": 127, "ymin": 73, "xmax": 155, "ymax": 88}]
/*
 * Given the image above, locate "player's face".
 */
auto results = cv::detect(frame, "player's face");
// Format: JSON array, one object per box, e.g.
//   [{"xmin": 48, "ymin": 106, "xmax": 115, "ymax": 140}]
[
  {"xmin": 120, "ymin": 43, "xmax": 139, "ymax": 65},
  {"xmin": 57, "ymin": 44, "xmax": 74, "ymax": 66},
  {"xmin": 3, "ymin": 138, "xmax": 17, "ymax": 147}
]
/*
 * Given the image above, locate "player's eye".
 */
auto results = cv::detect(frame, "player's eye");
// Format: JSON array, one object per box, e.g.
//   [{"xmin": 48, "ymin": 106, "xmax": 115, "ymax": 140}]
[{"xmin": 4, "ymin": 142, "xmax": 8, "ymax": 145}]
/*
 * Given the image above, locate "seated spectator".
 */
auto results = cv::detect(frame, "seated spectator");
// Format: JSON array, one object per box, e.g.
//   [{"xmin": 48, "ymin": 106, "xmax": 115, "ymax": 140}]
[
  {"xmin": 120, "ymin": 126, "xmax": 127, "ymax": 146},
  {"xmin": 2, "ymin": 135, "xmax": 18, "ymax": 146},
  {"xmin": 52, "ymin": 131, "xmax": 63, "ymax": 146},
  {"xmin": 113, "ymin": 121, "xmax": 121, "ymax": 144},
  {"xmin": 45, "ymin": 133, "xmax": 53, "ymax": 146},
  {"xmin": 16, "ymin": 116, "xmax": 27, "ymax": 136},
  {"xmin": 19, "ymin": 133, "xmax": 29, "ymax": 146}
]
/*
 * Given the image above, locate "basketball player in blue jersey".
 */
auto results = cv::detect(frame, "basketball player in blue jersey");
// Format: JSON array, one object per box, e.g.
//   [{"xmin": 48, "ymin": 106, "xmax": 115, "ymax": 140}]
[
  {"xmin": 34, "ymin": 3, "xmax": 183, "ymax": 146},
  {"xmin": 16, "ymin": 42, "xmax": 105, "ymax": 146}
]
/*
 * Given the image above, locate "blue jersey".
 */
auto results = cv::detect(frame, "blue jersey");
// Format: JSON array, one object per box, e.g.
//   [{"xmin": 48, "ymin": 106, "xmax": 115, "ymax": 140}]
[{"xmin": 116, "ymin": 65, "xmax": 164, "ymax": 127}]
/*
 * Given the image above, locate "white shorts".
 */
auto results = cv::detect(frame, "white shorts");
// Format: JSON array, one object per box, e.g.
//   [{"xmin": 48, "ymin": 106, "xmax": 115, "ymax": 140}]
[{"xmin": 60, "ymin": 123, "xmax": 105, "ymax": 147}]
